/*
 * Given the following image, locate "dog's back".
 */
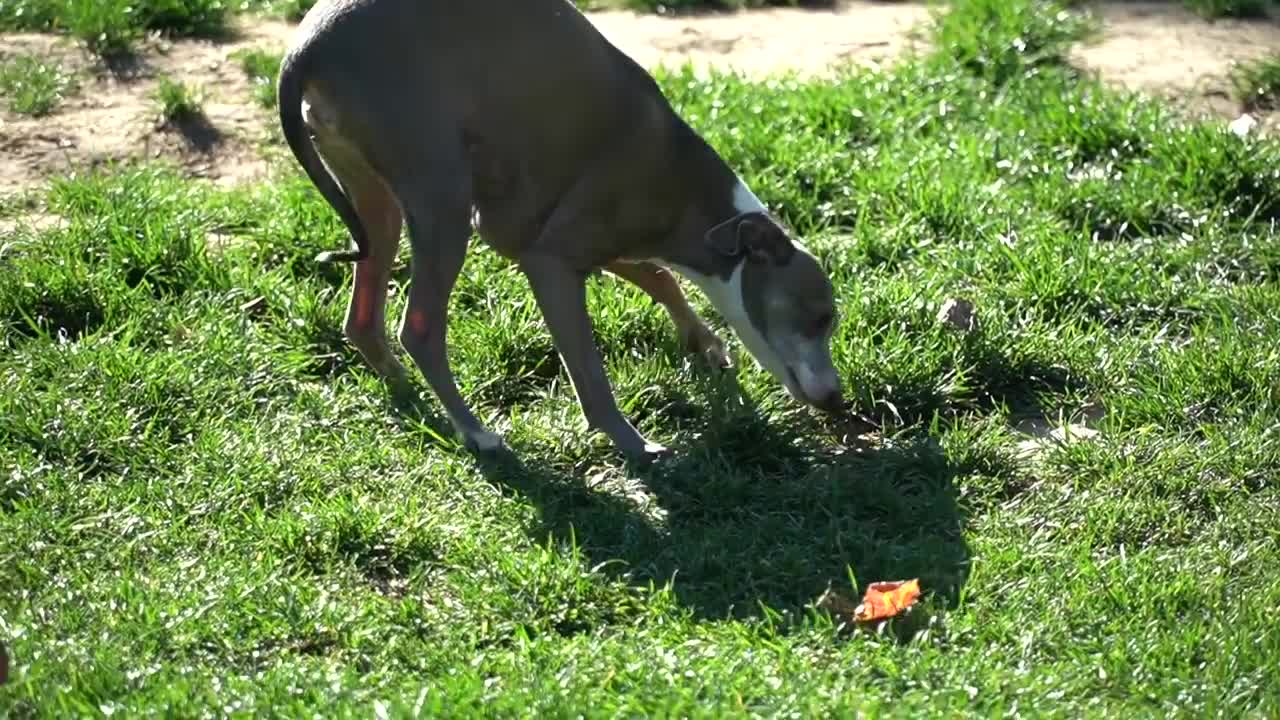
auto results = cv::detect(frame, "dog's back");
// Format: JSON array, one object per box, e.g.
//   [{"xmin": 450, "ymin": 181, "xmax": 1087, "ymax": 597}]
[
  {"xmin": 282, "ymin": 0, "xmax": 681, "ymax": 258},
  {"xmin": 288, "ymin": 1, "xmax": 660, "ymax": 172}
]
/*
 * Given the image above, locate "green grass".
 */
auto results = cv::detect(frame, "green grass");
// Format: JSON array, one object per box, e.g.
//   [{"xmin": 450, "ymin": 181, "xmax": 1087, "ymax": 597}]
[
  {"xmin": 152, "ymin": 75, "xmax": 205, "ymax": 124},
  {"xmin": 1231, "ymin": 53, "xmax": 1280, "ymax": 111},
  {"xmin": 0, "ymin": 0, "xmax": 232, "ymax": 56},
  {"xmin": 3, "ymin": 0, "xmax": 1280, "ymax": 716},
  {"xmin": 0, "ymin": 54, "xmax": 78, "ymax": 116},
  {"xmin": 231, "ymin": 46, "xmax": 283, "ymax": 108}
]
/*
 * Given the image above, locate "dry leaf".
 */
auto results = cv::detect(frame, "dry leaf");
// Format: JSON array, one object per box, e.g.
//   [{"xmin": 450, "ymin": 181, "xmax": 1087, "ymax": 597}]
[
  {"xmin": 937, "ymin": 298, "xmax": 979, "ymax": 333},
  {"xmin": 854, "ymin": 579, "xmax": 922, "ymax": 623},
  {"xmin": 239, "ymin": 296, "xmax": 267, "ymax": 316},
  {"xmin": 1014, "ymin": 422, "xmax": 1101, "ymax": 461},
  {"xmin": 816, "ymin": 579, "xmax": 923, "ymax": 628}
]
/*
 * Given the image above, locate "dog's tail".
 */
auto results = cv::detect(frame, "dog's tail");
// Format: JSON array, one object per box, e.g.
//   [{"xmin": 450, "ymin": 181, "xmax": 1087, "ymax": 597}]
[{"xmin": 277, "ymin": 49, "xmax": 368, "ymax": 264}]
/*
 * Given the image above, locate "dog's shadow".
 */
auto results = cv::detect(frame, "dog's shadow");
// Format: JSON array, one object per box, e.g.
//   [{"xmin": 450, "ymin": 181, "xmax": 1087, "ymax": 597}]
[{"xmin": 413, "ymin": 369, "xmax": 980, "ymax": 622}]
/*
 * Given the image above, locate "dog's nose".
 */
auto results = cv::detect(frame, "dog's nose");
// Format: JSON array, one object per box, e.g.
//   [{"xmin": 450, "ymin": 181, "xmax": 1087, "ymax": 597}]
[{"xmin": 815, "ymin": 388, "xmax": 844, "ymax": 413}]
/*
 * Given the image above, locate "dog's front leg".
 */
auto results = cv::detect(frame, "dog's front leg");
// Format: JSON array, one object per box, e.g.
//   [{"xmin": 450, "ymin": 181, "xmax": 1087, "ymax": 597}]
[
  {"xmin": 520, "ymin": 253, "xmax": 671, "ymax": 463},
  {"xmin": 605, "ymin": 260, "xmax": 731, "ymax": 370}
]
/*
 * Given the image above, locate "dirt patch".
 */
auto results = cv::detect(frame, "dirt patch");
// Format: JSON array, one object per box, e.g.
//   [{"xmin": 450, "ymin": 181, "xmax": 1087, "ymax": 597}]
[
  {"xmin": 0, "ymin": 19, "xmax": 295, "ymax": 198},
  {"xmin": 1071, "ymin": 1, "xmax": 1280, "ymax": 132},
  {"xmin": 1, "ymin": 2, "xmax": 1277, "ymax": 201},
  {"xmin": 590, "ymin": 1, "xmax": 934, "ymax": 77}
]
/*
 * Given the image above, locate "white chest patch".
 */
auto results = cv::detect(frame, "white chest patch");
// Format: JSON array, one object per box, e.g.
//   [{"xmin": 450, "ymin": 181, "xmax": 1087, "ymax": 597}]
[
  {"xmin": 674, "ymin": 261, "xmax": 748, "ymax": 330},
  {"xmin": 669, "ymin": 260, "xmax": 792, "ymax": 388}
]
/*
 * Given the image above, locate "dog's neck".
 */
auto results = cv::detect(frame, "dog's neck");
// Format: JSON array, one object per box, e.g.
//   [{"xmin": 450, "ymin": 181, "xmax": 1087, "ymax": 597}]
[
  {"xmin": 643, "ymin": 122, "xmax": 769, "ymax": 282},
  {"xmin": 608, "ymin": 121, "xmax": 775, "ymax": 355}
]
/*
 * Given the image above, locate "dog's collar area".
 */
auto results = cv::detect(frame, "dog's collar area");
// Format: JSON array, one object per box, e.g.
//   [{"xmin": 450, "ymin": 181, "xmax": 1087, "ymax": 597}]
[
  {"xmin": 704, "ymin": 210, "xmax": 800, "ymax": 268},
  {"xmin": 703, "ymin": 210, "xmax": 772, "ymax": 257},
  {"xmin": 704, "ymin": 211, "xmax": 766, "ymax": 241}
]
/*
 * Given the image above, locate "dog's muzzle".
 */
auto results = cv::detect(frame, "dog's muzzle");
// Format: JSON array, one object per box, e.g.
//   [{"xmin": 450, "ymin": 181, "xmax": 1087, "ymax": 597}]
[{"xmin": 786, "ymin": 364, "xmax": 844, "ymax": 413}]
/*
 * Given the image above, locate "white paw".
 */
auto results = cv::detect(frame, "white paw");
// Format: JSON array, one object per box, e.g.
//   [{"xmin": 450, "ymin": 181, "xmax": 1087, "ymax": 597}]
[
  {"xmin": 704, "ymin": 341, "xmax": 733, "ymax": 370},
  {"xmin": 685, "ymin": 327, "xmax": 733, "ymax": 370},
  {"xmin": 644, "ymin": 442, "xmax": 671, "ymax": 457},
  {"xmin": 624, "ymin": 441, "xmax": 673, "ymax": 465},
  {"xmin": 465, "ymin": 430, "xmax": 506, "ymax": 453}
]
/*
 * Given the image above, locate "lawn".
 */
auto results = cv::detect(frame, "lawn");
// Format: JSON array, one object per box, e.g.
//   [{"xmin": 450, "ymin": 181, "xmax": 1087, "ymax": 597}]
[{"xmin": 2, "ymin": 0, "xmax": 1279, "ymax": 716}]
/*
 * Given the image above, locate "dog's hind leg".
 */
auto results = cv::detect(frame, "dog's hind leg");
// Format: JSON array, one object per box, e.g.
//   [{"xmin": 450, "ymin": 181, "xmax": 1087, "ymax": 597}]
[
  {"xmin": 606, "ymin": 260, "xmax": 731, "ymax": 370},
  {"xmin": 310, "ymin": 133, "xmax": 409, "ymax": 386}
]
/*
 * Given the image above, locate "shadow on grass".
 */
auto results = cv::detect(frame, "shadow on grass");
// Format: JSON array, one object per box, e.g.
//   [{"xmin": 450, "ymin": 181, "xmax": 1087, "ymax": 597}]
[
  {"xmin": 165, "ymin": 111, "xmax": 226, "ymax": 155},
  {"xmin": 450, "ymin": 371, "xmax": 976, "ymax": 623},
  {"xmin": 98, "ymin": 50, "xmax": 149, "ymax": 82}
]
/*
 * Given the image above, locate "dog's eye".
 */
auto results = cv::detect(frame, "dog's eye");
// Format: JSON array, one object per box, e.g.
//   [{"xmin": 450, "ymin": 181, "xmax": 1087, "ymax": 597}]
[{"xmin": 811, "ymin": 311, "xmax": 834, "ymax": 337}]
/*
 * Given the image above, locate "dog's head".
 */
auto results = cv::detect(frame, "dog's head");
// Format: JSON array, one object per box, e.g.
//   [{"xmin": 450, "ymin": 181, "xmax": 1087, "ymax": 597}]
[{"xmin": 695, "ymin": 210, "xmax": 844, "ymax": 413}]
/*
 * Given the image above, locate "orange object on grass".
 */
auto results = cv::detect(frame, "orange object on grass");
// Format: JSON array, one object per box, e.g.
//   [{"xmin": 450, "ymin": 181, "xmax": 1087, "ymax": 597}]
[{"xmin": 854, "ymin": 579, "xmax": 922, "ymax": 623}]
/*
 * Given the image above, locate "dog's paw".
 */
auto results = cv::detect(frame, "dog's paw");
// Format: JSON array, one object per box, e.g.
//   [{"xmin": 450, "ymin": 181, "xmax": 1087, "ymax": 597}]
[
  {"xmin": 385, "ymin": 371, "xmax": 417, "ymax": 401},
  {"xmin": 314, "ymin": 249, "xmax": 363, "ymax": 264},
  {"xmin": 625, "ymin": 441, "xmax": 674, "ymax": 466},
  {"xmin": 702, "ymin": 341, "xmax": 732, "ymax": 371},
  {"xmin": 464, "ymin": 430, "xmax": 507, "ymax": 453},
  {"xmin": 685, "ymin": 326, "xmax": 733, "ymax": 370}
]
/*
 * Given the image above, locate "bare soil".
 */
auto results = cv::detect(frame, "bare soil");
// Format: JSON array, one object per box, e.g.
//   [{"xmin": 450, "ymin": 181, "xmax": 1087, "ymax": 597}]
[
  {"xmin": 1070, "ymin": 2, "xmax": 1280, "ymax": 127},
  {"xmin": 0, "ymin": 21, "xmax": 295, "ymax": 198},
  {"xmin": 1, "ymin": 1, "xmax": 1277, "ymax": 199}
]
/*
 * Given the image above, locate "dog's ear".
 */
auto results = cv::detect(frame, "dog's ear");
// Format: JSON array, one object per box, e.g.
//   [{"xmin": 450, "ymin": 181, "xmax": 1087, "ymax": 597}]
[{"xmin": 707, "ymin": 213, "xmax": 794, "ymax": 265}]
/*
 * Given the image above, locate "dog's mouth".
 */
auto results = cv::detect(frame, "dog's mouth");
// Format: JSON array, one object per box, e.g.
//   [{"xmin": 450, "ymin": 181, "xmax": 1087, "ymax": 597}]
[
  {"xmin": 784, "ymin": 366, "xmax": 811, "ymax": 404},
  {"xmin": 784, "ymin": 364, "xmax": 843, "ymax": 413}
]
